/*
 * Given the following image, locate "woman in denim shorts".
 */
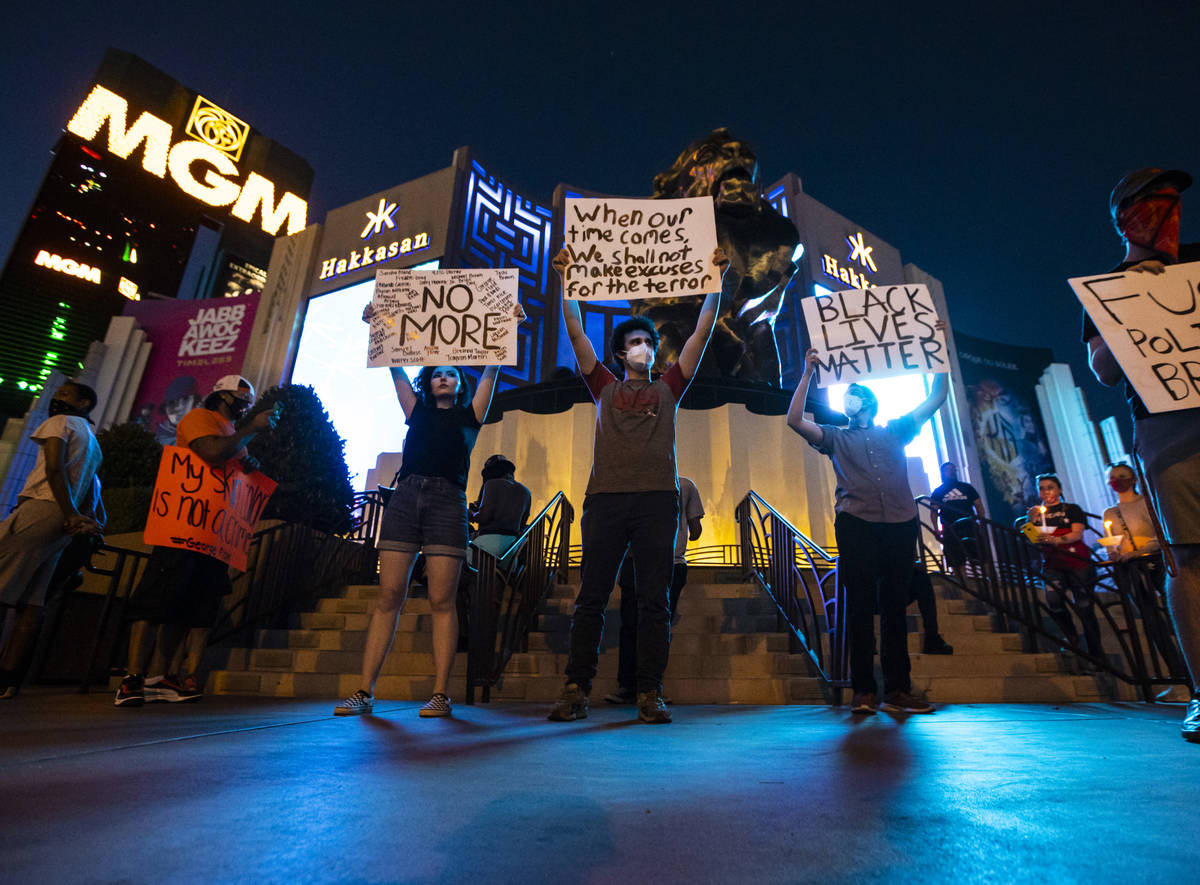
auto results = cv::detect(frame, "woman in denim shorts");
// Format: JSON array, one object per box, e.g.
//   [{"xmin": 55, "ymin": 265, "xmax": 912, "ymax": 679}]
[{"xmin": 336, "ymin": 303, "xmax": 519, "ymax": 718}]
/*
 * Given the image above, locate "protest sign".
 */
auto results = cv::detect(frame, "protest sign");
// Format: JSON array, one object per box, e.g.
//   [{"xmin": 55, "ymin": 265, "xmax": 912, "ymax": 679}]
[
  {"xmin": 1070, "ymin": 263, "xmax": 1200, "ymax": 413},
  {"xmin": 562, "ymin": 196, "xmax": 719, "ymax": 301},
  {"xmin": 143, "ymin": 446, "xmax": 277, "ymax": 572},
  {"xmin": 801, "ymin": 284, "xmax": 948, "ymax": 387},
  {"xmin": 367, "ymin": 268, "xmax": 519, "ymax": 367}
]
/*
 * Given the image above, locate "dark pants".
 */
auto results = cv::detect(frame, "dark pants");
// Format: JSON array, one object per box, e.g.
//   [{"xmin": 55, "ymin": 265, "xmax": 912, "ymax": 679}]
[
  {"xmin": 835, "ymin": 513, "xmax": 918, "ymax": 696},
  {"xmin": 1043, "ymin": 566, "xmax": 1104, "ymax": 657},
  {"xmin": 909, "ymin": 562, "xmax": 940, "ymax": 639},
  {"xmin": 616, "ymin": 557, "xmax": 688, "ymax": 690},
  {"xmin": 565, "ymin": 491, "xmax": 678, "ymax": 694}
]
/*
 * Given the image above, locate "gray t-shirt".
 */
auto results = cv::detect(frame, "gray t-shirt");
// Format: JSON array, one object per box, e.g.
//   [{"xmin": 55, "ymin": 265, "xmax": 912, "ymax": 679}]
[
  {"xmin": 813, "ymin": 415, "xmax": 919, "ymax": 523},
  {"xmin": 675, "ymin": 476, "xmax": 704, "ymax": 563},
  {"xmin": 584, "ymin": 362, "xmax": 688, "ymax": 495}
]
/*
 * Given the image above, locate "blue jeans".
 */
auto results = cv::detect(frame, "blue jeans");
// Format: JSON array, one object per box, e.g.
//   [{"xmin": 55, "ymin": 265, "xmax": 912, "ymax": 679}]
[{"xmin": 565, "ymin": 491, "xmax": 678, "ymax": 694}]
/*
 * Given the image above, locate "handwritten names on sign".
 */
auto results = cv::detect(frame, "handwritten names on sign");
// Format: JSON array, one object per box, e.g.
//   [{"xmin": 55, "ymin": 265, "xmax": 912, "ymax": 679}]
[
  {"xmin": 562, "ymin": 196, "xmax": 718, "ymax": 301},
  {"xmin": 368, "ymin": 268, "xmax": 519, "ymax": 367},
  {"xmin": 801, "ymin": 284, "xmax": 948, "ymax": 387},
  {"xmin": 143, "ymin": 446, "xmax": 277, "ymax": 572},
  {"xmin": 1070, "ymin": 262, "xmax": 1200, "ymax": 413}
]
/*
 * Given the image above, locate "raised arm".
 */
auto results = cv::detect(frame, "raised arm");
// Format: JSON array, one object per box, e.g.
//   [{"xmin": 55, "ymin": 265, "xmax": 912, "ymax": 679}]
[
  {"xmin": 908, "ymin": 372, "xmax": 950, "ymax": 427},
  {"xmin": 552, "ymin": 248, "xmax": 598, "ymax": 375},
  {"xmin": 677, "ymin": 247, "xmax": 730, "ymax": 380},
  {"xmin": 189, "ymin": 408, "xmax": 277, "ymax": 465},
  {"xmin": 473, "ymin": 365, "xmax": 500, "ymax": 424},
  {"xmin": 786, "ymin": 348, "xmax": 825, "ymax": 447},
  {"xmin": 388, "ymin": 367, "xmax": 419, "ymax": 419}
]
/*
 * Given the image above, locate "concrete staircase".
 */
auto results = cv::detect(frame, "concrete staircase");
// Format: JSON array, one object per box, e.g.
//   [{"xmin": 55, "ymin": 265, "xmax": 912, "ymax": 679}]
[{"xmin": 206, "ymin": 566, "xmax": 1129, "ymax": 705}]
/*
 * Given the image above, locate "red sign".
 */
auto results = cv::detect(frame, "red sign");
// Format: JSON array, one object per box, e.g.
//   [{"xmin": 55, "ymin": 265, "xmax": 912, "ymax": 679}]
[{"xmin": 143, "ymin": 446, "xmax": 277, "ymax": 571}]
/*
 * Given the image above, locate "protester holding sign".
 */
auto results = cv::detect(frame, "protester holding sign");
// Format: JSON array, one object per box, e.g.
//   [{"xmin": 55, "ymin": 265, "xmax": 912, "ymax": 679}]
[
  {"xmin": 335, "ymin": 299, "xmax": 522, "ymax": 719},
  {"xmin": 786, "ymin": 346, "xmax": 948, "ymax": 715},
  {"xmin": 545, "ymin": 243, "xmax": 727, "ymax": 726},
  {"xmin": 116, "ymin": 375, "xmax": 278, "ymax": 708},
  {"xmin": 1080, "ymin": 167, "xmax": 1200, "ymax": 743}
]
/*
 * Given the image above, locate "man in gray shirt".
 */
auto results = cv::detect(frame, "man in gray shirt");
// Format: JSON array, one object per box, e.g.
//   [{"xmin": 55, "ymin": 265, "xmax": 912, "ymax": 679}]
[{"xmin": 787, "ymin": 347, "xmax": 948, "ymax": 715}]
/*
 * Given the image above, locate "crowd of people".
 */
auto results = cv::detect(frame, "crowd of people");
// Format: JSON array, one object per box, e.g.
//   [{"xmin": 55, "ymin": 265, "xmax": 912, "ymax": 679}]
[{"xmin": 0, "ymin": 167, "xmax": 1195, "ymax": 743}]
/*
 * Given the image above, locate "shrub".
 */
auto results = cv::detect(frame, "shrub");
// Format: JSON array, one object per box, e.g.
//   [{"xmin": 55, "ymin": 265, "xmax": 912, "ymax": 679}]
[{"xmin": 95, "ymin": 423, "xmax": 162, "ymax": 533}]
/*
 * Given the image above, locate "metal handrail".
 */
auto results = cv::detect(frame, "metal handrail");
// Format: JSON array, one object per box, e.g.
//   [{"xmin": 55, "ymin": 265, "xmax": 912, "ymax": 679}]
[
  {"xmin": 917, "ymin": 496, "xmax": 1191, "ymax": 700},
  {"xmin": 566, "ymin": 542, "xmax": 742, "ymax": 568},
  {"xmin": 465, "ymin": 492, "xmax": 574, "ymax": 703},
  {"xmin": 736, "ymin": 490, "xmax": 843, "ymax": 701},
  {"xmin": 76, "ymin": 543, "xmax": 152, "ymax": 692}
]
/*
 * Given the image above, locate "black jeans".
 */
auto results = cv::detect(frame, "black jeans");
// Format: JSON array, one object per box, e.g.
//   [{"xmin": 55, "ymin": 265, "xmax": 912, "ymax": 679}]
[
  {"xmin": 1043, "ymin": 566, "xmax": 1104, "ymax": 657},
  {"xmin": 616, "ymin": 557, "xmax": 689, "ymax": 690},
  {"xmin": 565, "ymin": 491, "xmax": 678, "ymax": 694},
  {"xmin": 835, "ymin": 513, "xmax": 918, "ymax": 696}
]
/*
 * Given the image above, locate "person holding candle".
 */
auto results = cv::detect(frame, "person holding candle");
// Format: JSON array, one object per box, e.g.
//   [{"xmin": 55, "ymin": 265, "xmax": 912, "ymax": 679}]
[{"xmin": 1026, "ymin": 474, "xmax": 1104, "ymax": 659}]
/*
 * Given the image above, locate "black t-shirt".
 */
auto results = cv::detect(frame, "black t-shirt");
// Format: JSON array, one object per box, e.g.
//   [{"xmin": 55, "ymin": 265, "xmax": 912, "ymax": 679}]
[
  {"xmin": 397, "ymin": 402, "xmax": 481, "ymax": 490},
  {"xmin": 930, "ymin": 481, "xmax": 980, "ymax": 525},
  {"xmin": 1036, "ymin": 500, "xmax": 1093, "ymax": 569},
  {"xmin": 1080, "ymin": 244, "xmax": 1200, "ymax": 421}
]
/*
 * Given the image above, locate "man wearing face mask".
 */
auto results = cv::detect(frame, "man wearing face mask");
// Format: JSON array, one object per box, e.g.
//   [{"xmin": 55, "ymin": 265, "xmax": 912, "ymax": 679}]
[
  {"xmin": 1084, "ymin": 168, "xmax": 1200, "ymax": 742},
  {"xmin": 788, "ymin": 351, "xmax": 949, "ymax": 714},
  {"xmin": 0, "ymin": 382, "xmax": 103, "ymax": 698},
  {"xmin": 116, "ymin": 375, "xmax": 278, "ymax": 707}
]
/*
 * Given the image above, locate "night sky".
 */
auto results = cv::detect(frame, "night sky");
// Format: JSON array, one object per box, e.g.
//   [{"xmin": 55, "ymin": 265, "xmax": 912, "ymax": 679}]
[{"xmin": 3, "ymin": 1, "xmax": 1198, "ymax": 438}]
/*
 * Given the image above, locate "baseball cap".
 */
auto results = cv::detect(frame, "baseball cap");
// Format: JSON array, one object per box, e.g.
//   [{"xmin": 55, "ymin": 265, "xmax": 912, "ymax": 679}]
[
  {"xmin": 211, "ymin": 374, "xmax": 255, "ymax": 402},
  {"xmin": 1109, "ymin": 167, "xmax": 1192, "ymax": 224},
  {"xmin": 481, "ymin": 454, "xmax": 516, "ymax": 480}
]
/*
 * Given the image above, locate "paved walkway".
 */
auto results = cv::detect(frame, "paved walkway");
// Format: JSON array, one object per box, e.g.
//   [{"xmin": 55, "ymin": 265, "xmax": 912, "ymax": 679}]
[{"xmin": 0, "ymin": 691, "xmax": 1196, "ymax": 883}]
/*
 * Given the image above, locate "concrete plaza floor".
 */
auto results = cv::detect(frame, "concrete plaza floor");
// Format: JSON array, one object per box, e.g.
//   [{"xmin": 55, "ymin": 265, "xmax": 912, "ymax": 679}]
[{"xmin": 0, "ymin": 691, "xmax": 1196, "ymax": 884}]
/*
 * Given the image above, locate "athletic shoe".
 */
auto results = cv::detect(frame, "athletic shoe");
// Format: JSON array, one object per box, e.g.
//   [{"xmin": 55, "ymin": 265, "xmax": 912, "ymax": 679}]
[
  {"xmin": 637, "ymin": 691, "xmax": 672, "ymax": 724},
  {"xmin": 881, "ymin": 691, "xmax": 935, "ymax": 714},
  {"xmin": 849, "ymin": 692, "xmax": 877, "ymax": 714},
  {"xmin": 419, "ymin": 693, "xmax": 453, "ymax": 718},
  {"xmin": 1183, "ymin": 694, "xmax": 1200, "ymax": 743},
  {"xmin": 1, "ymin": 686, "xmax": 17, "ymax": 700},
  {"xmin": 146, "ymin": 674, "xmax": 203, "ymax": 703},
  {"xmin": 114, "ymin": 674, "xmax": 145, "ymax": 708},
  {"xmin": 922, "ymin": 635, "xmax": 955, "ymax": 655},
  {"xmin": 548, "ymin": 683, "xmax": 588, "ymax": 721},
  {"xmin": 604, "ymin": 685, "xmax": 637, "ymax": 705},
  {"xmin": 334, "ymin": 689, "xmax": 374, "ymax": 716}
]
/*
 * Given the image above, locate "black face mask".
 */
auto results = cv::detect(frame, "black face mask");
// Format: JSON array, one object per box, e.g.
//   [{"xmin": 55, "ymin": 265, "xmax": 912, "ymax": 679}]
[
  {"xmin": 223, "ymin": 395, "xmax": 249, "ymax": 419},
  {"xmin": 47, "ymin": 399, "xmax": 80, "ymax": 418}
]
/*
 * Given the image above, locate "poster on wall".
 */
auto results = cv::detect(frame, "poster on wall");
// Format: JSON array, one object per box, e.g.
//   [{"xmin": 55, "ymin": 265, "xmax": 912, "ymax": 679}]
[
  {"xmin": 367, "ymin": 267, "xmax": 520, "ymax": 367},
  {"xmin": 954, "ymin": 332, "xmax": 1056, "ymax": 526},
  {"xmin": 124, "ymin": 293, "xmax": 260, "ymax": 446}
]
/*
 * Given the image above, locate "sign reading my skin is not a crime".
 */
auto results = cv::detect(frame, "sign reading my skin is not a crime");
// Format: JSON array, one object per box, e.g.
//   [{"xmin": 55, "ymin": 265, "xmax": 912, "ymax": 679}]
[
  {"xmin": 561, "ymin": 197, "xmax": 719, "ymax": 301},
  {"xmin": 367, "ymin": 268, "xmax": 520, "ymax": 367},
  {"xmin": 1070, "ymin": 262, "xmax": 1200, "ymax": 413},
  {"xmin": 143, "ymin": 446, "xmax": 277, "ymax": 572},
  {"xmin": 800, "ymin": 284, "xmax": 949, "ymax": 387}
]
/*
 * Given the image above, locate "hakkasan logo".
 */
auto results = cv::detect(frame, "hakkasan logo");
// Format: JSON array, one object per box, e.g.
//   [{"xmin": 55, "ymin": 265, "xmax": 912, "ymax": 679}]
[{"xmin": 185, "ymin": 96, "xmax": 249, "ymax": 162}]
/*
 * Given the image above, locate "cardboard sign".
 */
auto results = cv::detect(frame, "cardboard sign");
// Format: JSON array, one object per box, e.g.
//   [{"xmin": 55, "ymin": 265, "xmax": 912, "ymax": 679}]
[
  {"xmin": 1070, "ymin": 262, "xmax": 1200, "ymax": 413},
  {"xmin": 367, "ymin": 268, "xmax": 519, "ymax": 367},
  {"xmin": 562, "ymin": 196, "xmax": 719, "ymax": 301},
  {"xmin": 801, "ymin": 284, "xmax": 948, "ymax": 387},
  {"xmin": 143, "ymin": 446, "xmax": 277, "ymax": 571}
]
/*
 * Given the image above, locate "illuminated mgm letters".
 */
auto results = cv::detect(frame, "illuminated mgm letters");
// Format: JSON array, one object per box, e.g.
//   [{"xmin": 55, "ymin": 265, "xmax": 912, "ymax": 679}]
[
  {"xmin": 67, "ymin": 85, "xmax": 307, "ymax": 237},
  {"xmin": 34, "ymin": 250, "xmax": 101, "ymax": 284}
]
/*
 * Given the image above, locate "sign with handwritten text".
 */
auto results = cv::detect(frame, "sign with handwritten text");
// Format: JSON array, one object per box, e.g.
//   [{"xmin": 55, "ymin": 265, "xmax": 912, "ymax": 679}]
[
  {"xmin": 368, "ymin": 268, "xmax": 519, "ymax": 366},
  {"xmin": 562, "ymin": 196, "xmax": 719, "ymax": 300},
  {"xmin": 143, "ymin": 446, "xmax": 277, "ymax": 571},
  {"xmin": 801, "ymin": 284, "xmax": 948, "ymax": 387},
  {"xmin": 1070, "ymin": 263, "xmax": 1200, "ymax": 413}
]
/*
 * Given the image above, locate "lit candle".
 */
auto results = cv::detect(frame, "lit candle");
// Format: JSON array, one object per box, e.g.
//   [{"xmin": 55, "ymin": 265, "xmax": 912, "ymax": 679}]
[
  {"xmin": 1039, "ymin": 505, "xmax": 1047, "ymax": 528},
  {"xmin": 1104, "ymin": 519, "xmax": 1113, "ymax": 539}
]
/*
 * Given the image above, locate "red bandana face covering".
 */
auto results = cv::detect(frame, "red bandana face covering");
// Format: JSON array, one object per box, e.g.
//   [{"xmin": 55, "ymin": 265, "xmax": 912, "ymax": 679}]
[{"xmin": 1118, "ymin": 188, "xmax": 1181, "ymax": 260}]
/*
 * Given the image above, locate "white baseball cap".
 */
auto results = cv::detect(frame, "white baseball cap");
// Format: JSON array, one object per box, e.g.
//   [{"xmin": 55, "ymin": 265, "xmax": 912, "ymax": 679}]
[{"xmin": 211, "ymin": 375, "xmax": 255, "ymax": 402}]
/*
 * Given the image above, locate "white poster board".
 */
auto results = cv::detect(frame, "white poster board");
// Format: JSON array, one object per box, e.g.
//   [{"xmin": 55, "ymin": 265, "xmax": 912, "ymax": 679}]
[
  {"xmin": 562, "ymin": 196, "xmax": 719, "ymax": 301},
  {"xmin": 367, "ymin": 268, "xmax": 519, "ymax": 367},
  {"xmin": 800, "ymin": 284, "xmax": 948, "ymax": 387},
  {"xmin": 1070, "ymin": 262, "xmax": 1200, "ymax": 413}
]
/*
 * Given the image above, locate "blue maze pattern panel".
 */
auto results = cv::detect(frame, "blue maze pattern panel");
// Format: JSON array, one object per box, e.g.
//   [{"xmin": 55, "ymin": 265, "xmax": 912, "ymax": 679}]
[{"xmin": 458, "ymin": 160, "xmax": 553, "ymax": 389}]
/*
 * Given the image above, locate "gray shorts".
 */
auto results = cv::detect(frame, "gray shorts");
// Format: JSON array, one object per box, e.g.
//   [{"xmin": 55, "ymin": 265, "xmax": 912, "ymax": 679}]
[
  {"xmin": 378, "ymin": 475, "xmax": 468, "ymax": 559},
  {"xmin": 0, "ymin": 498, "xmax": 72, "ymax": 607},
  {"xmin": 1135, "ymin": 411, "xmax": 1200, "ymax": 546}
]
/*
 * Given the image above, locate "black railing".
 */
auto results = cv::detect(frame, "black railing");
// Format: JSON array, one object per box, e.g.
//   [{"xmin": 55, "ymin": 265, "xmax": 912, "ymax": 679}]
[
  {"xmin": 75, "ymin": 544, "xmax": 153, "ymax": 691},
  {"xmin": 465, "ymin": 492, "xmax": 574, "ymax": 704},
  {"xmin": 736, "ymin": 490, "xmax": 842, "ymax": 699},
  {"xmin": 918, "ymin": 496, "xmax": 1191, "ymax": 701}
]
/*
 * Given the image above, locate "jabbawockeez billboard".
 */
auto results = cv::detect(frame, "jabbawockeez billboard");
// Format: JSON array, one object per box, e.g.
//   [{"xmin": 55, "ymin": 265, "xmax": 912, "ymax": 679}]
[{"xmin": 124, "ymin": 293, "xmax": 260, "ymax": 445}]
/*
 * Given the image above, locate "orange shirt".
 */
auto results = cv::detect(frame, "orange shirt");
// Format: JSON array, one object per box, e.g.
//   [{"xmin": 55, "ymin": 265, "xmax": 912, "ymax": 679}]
[{"xmin": 176, "ymin": 408, "xmax": 244, "ymax": 461}]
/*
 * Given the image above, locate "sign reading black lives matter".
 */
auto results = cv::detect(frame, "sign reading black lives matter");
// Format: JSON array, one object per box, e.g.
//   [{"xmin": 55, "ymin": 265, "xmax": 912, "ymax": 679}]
[
  {"xmin": 1070, "ymin": 262, "xmax": 1200, "ymax": 413},
  {"xmin": 367, "ymin": 268, "xmax": 520, "ymax": 367},
  {"xmin": 562, "ymin": 197, "xmax": 719, "ymax": 301},
  {"xmin": 801, "ymin": 284, "xmax": 948, "ymax": 387}
]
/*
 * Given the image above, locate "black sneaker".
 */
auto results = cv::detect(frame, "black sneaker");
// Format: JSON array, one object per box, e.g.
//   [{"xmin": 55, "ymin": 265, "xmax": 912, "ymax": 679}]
[
  {"xmin": 548, "ymin": 683, "xmax": 588, "ymax": 721},
  {"xmin": 637, "ymin": 691, "xmax": 672, "ymax": 724},
  {"xmin": 1183, "ymin": 694, "xmax": 1200, "ymax": 743},
  {"xmin": 146, "ymin": 674, "xmax": 203, "ymax": 703},
  {"xmin": 922, "ymin": 635, "xmax": 954, "ymax": 655},
  {"xmin": 604, "ymin": 685, "xmax": 637, "ymax": 704},
  {"xmin": 850, "ymin": 692, "xmax": 878, "ymax": 714},
  {"xmin": 114, "ymin": 674, "xmax": 145, "ymax": 708}
]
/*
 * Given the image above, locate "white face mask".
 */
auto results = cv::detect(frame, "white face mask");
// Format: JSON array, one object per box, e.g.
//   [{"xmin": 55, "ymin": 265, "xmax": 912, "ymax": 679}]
[
  {"xmin": 843, "ymin": 394, "xmax": 864, "ymax": 418},
  {"xmin": 624, "ymin": 342, "xmax": 654, "ymax": 372}
]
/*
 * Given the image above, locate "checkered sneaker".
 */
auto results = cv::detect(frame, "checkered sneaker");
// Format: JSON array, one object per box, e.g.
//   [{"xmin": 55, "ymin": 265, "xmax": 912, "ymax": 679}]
[
  {"xmin": 334, "ymin": 689, "xmax": 374, "ymax": 716},
  {"xmin": 418, "ymin": 693, "xmax": 452, "ymax": 718}
]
